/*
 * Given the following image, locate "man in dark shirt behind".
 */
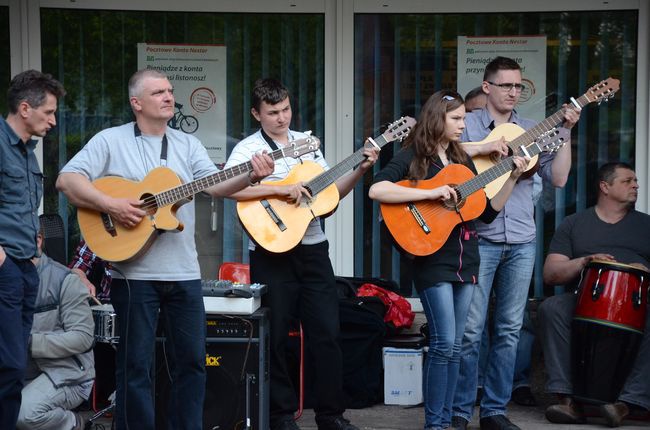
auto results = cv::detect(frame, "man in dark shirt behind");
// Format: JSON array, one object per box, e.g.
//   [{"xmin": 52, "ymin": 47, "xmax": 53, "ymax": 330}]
[{"xmin": 0, "ymin": 69, "xmax": 65, "ymax": 428}]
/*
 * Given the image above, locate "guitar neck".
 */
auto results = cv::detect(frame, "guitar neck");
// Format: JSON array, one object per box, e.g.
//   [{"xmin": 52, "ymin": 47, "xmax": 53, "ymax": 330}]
[
  {"xmin": 306, "ymin": 133, "xmax": 390, "ymax": 195},
  {"xmin": 459, "ymin": 138, "xmax": 549, "ymax": 198},
  {"xmin": 508, "ymin": 92, "xmax": 591, "ymax": 152},
  {"xmin": 155, "ymin": 146, "xmax": 289, "ymax": 207}
]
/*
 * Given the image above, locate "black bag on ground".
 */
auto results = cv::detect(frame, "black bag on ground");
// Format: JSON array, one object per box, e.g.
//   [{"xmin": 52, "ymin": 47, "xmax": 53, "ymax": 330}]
[
  {"xmin": 290, "ymin": 295, "xmax": 387, "ymax": 409},
  {"xmin": 339, "ymin": 296, "xmax": 387, "ymax": 408}
]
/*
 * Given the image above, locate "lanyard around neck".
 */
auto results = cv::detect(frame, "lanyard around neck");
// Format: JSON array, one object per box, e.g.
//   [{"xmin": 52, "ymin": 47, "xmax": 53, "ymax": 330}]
[{"xmin": 134, "ymin": 123, "xmax": 168, "ymax": 165}]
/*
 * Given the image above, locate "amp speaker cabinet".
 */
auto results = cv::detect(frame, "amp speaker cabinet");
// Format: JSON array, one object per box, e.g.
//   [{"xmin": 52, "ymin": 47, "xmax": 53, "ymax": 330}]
[{"xmin": 154, "ymin": 308, "xmax": 269, "ymax": 430}]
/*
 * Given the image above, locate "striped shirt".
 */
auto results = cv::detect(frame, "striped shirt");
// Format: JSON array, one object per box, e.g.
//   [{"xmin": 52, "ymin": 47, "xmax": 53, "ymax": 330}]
[{"xmin": 224, "ymin": 129, "xmax": 329, "ymax": 250}]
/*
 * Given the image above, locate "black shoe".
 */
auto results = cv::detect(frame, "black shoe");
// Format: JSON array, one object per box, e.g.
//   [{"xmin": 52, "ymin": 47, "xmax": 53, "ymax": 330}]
[
  {"xmin": 545, "ymin": 397, "xmax": 586, "ymax": 424},
  {"xmin": 511, "ymin": 386, "xmax": 537, "ymax": 407},
  {"xmin": 480, "ymin": 415, "xmax": 521, "ymax": 430},
  {"xmin": 600, "ymin": 401, "xmax": 630, "ymax": 427},
  {"xmin": 271, "ymin": 415, "xmax": 301, "ymax": 430},
  {"xmin": 451, "ymin": 415, "xmax": 469, "ymax": 430},
  {"xmin": 316, "ymin": 415, "xmax": 359, "ymax": 430}
]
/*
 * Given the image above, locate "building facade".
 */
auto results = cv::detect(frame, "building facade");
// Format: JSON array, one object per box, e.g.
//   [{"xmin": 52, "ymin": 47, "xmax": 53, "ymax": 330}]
[{"xmin": 3, "ymin": 0, "xmax": 648, "ymax": 296}]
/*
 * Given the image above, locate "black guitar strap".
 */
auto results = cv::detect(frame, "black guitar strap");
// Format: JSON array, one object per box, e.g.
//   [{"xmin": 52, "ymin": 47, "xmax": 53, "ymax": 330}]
[
  {"xmin": 260, "ymin": 128, "xmax": 279, "ymax": 151},
  {"xmin": 134, "ymin": 123, "xmax": 168, "ymax": 166}
]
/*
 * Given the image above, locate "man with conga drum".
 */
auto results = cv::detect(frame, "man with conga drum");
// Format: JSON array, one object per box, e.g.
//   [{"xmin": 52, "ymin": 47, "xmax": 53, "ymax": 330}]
[{"xmin": 539, "ymin": 161, "xmax": 650, "ymax": 427}]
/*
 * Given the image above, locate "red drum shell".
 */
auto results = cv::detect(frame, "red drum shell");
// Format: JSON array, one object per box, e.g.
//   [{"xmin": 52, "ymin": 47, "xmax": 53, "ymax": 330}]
[{"xmin": 574, "ymin": 261, "xmax": 649, "ymax": 333}]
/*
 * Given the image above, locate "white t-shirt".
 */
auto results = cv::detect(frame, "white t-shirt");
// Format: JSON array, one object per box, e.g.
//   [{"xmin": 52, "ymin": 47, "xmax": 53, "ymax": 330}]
[
  {"xmin": 60, "ymin": 122, "xmax": 218, "ymax": 280},
  {"xmin": 224, "ymin": 129, "xmax": 329, "ymax": 250}
]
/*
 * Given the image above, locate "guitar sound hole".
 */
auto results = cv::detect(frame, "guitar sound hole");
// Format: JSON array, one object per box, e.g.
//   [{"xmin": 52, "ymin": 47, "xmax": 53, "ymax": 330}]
[
  {"xmin": 441, "ymin": 187, "xmax": 464, "ymax": 211},
  {"xmin": 141, "ymin": 193, "xmax": 158, "ymax": 216},
  {"xmin": 442, "ymin": 199, "xmax": 465, "ymax": 211}
]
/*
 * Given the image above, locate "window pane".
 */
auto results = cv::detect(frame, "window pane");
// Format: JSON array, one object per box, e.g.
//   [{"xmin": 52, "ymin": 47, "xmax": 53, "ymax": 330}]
[
  {"xmin": 41, "ymin": 9, "xmax": 324, "ymax": 277},
  {"xmin": 354, "ymin": 11, "xmax": 637, "ymax": 297},
  {"xmin": 0, "ymin": 6, "xmax": 10, "ymax": 114}
]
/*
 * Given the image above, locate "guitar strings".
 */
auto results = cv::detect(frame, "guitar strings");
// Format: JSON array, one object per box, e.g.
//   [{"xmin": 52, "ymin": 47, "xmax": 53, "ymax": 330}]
[{"xmin": 135, "ymin": 133, "xmax": 295, "ymax": 213}]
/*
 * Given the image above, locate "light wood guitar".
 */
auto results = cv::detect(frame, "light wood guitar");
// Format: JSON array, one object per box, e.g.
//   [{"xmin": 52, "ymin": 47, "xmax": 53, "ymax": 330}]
[
  {"xmin": 466, "ymin": 77, "xmax": 620, "ymax": 198},
  {"xmin": 77, "ymin": 135, "xmax": 321, "ymax": 262},
  {"xmin": 237, "ymin": 117, "xmax": 416, "ymax": 253},
  {"xmin": 381, "ymin": 132, "xmax": 566, "ymax": 256}
]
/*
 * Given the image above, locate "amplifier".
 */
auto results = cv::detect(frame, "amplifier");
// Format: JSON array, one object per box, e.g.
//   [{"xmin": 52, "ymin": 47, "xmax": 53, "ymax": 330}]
[{"xmin": 154, "ymin": 308, "xmax": 269, "ymax": 430}]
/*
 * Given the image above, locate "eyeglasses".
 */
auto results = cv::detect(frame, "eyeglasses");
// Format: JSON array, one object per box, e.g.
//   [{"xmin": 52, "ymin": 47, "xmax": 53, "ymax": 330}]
[{"xmin": 487, "ymin": 81, "xmax": 526, "ymax": 92}]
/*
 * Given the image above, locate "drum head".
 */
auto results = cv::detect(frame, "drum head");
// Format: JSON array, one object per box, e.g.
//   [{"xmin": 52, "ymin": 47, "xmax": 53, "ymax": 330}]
[{"xmin": 587, "ymin": 260, "xmax": 650, "ymax": 277}]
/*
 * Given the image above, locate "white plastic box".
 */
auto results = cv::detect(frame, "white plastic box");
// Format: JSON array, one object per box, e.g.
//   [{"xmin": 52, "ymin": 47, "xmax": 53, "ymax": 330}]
[
  {"xmin": 382, "ymin": 347, "xmax": 423, "ymax": 405},
  {"xmin": 203, "ymin": 296, "xmax": 261, "ymax": 315}
]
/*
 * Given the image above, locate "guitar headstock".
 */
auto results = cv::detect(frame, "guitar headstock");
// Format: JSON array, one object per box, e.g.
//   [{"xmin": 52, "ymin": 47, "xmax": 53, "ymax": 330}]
[
  {"xmin": 583, "ymin": 77, "xmax": 620, "ymax": 106},
  {"xmin": 284, "ymin": 135, "xmax": 321, "ymax": 159},
  {"xmin": 535, "ymin": 129, "xmax": 566, "ymax": 154},
  {"xmin": 381, "ymin": 116, "xmax": 416, "ymax": 143}
]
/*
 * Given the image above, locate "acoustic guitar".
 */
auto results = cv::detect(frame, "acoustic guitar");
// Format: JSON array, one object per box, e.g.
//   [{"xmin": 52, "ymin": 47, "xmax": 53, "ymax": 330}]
[
  {"xmin": 381, "ymin": 131, "xmax": 566, "ymax": 256},
  {"xmin": 466, "ymin": 77, "xmax": 619, "ymax": 198},
  {"xmin": 77, "ymin": 135, "xmax": 321, "ymax": 262},
  {"xmin": 237, "ymin": 116, "xmax": 416, "ymax": 253}
]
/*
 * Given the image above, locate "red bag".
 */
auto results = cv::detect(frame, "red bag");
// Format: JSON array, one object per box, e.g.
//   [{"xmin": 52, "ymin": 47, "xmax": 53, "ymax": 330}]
[{"xmin": 356, "ymin": 283, "xmax": 414, "ymax": 329}]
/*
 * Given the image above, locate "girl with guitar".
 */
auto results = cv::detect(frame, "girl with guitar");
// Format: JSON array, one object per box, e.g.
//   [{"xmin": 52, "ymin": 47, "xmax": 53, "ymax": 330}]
[{"xmin": 368, "ymin": 90, "xmax": 527, "ymax": 430}]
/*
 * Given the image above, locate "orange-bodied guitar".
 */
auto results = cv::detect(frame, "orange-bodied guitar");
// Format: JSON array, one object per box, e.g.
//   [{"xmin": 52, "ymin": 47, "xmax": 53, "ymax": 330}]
[
  {"xmin": 77, "ymin": 135, "xmax": 320, "ymax": 262},
  {"xmin": 466, "ymin": 77, "xmax": 619, "ymax": 198},
  {"xmin": 381, "ymin": 132, "xmax": 566, "ymax": 256},
  {"xmin": 237, "ymin": 117, "xmax": 416, "ymax": 253}
]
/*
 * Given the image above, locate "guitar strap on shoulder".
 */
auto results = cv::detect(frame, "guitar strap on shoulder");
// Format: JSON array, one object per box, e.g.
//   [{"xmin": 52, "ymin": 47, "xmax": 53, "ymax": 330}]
[
  {"xmin": 260, "ymin": 128, "xmax": 279, "ymax": 151},
  {"xmin": 134, "ymin": 123, "xmax": 168, "ymax": 166}
]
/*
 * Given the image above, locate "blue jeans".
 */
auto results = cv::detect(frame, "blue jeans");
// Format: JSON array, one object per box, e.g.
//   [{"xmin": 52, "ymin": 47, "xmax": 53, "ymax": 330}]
[
  {"xmin": 111, "ymin": 279, "xmax": 206, "ymax": 430},
  {"xmin": 478, "ymin": 300, "xmax": 535, "ymax": 390},
  {"xmin": 453, "ymin": 240, "xmax": 535, "ymax": 420},
  {"xmin": 0, "ymin": 257, "xmax": 38, "ymax": 430},
  {"xmin": 420, "ymin": 282, "xmax": 474, "ymax": 429},
  {"xmin": 513, "ymin": 306, "xmax": 534, "ymax": 390}
]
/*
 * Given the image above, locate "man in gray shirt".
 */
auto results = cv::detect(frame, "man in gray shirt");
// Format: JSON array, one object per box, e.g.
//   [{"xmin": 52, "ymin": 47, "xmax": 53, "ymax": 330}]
[
  {"xmin": 451, "ymin": 56, "xmax": 581, "ymax": 430},
  {"xmin": 0, "ymin": 70, "xmax": 65, "ymax": 429},
  {"xmin": 57, "ymin": 69, "xmax": 274, "ymax": 430}
]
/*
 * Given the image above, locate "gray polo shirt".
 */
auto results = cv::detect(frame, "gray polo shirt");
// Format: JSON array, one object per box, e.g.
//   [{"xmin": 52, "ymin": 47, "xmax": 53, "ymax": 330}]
[
  {"xmin": 0, "ymin": 118, "xmax": 43, "ymax": 259},
  {"xmin": 461, "ymin": 108, "xmax": 568, "ymax": 244},
  {"xmin": 60, "ymin": 122, "xmax": 218, "ymax": 280}
]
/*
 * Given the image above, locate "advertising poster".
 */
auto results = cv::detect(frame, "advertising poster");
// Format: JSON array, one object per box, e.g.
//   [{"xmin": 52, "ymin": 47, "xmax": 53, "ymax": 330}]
[
  {"xmin": 137, "ymin": 43, "xmax": 227, "ymax": 163},
  {"xmin": 457, "ymin": 36, "xmax": 547, "ymax": 121}
]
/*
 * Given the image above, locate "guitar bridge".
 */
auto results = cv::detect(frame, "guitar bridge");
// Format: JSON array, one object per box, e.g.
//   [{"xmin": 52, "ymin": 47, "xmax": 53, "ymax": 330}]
[
  {"xmin": 261, "ymin": 199, "xmax": 287, "ymax": 232},
  {"xmin": 101, "ymin": 213, "xmax": 118, "ymax": 237},
  {"xmin": 407, "ymin": 203, "xmax": 430, "ymax": 234}
]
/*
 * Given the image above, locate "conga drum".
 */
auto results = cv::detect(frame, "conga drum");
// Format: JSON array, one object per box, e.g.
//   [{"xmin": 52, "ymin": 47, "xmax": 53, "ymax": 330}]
[{"xmin": 571, "ymin": 260, "xmax": 649, "ymax": 404}]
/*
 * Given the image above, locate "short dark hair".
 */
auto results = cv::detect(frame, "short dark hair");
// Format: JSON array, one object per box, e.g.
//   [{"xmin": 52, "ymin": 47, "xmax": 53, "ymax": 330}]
[
  {"xmin": 483, "ymin": 56, "xmax": 521, "ymax": 82},
  {"xmin": 251, "ymin": 78, "xmax": 290, "ymax": 112},
  {"xmin": 465, "ymin": 86, "xmax": 486, "ymax": 103},
  {"xmin": 7, "ymin": 70, "xmax": 65, "ymax": 114},
  {"xmin": 598, "ymin": 161, "xmax": 634, "ymax": 185}
]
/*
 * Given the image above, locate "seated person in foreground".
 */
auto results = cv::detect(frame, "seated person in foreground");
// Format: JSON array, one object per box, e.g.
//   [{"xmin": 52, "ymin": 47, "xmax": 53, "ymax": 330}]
[
  {"xmin": 16, "ymin": 230, "xmax": 95, "ymax": 430},
  {"xmin": 538, "ymin": 162, "xmax": 650, "ymax": 427}
]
